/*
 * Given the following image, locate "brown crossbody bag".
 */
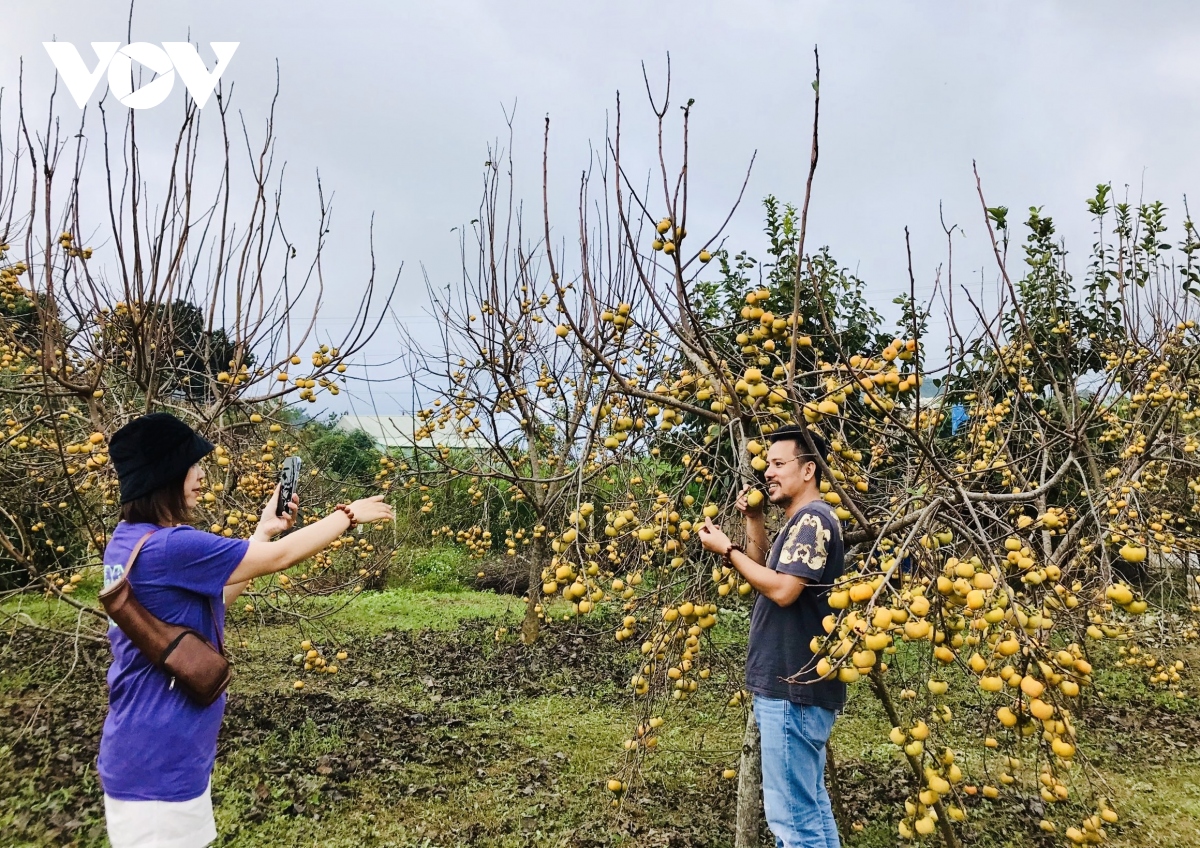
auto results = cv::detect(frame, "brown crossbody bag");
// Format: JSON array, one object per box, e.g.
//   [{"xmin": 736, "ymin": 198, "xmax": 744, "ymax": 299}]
[{"xmin": 99, "ymin": 530, "xmax": 232, "ymax": 707}]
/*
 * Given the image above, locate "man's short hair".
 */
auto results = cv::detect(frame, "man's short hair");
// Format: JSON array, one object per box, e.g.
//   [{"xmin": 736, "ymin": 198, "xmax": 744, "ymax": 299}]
[{"xmin": 765, "ymin": 425, "xmax": 828, "ymax": 486}]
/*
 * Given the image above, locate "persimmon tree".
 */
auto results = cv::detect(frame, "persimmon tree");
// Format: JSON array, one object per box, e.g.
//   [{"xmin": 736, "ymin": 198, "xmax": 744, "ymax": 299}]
[
  {"xmin": 400, "ymin": 126, "xmax": 674, "ymax": 644},
  {"xmin": 0, "ymin": 78, "xmax": 397, "ymax": 634},
  {"xmin": 530, "ymin": 61, "xmax": 892, "ymax": 845},
  {"xmin": 525, "ymin": 63, "xmax": 1200, "ymax": 848}
]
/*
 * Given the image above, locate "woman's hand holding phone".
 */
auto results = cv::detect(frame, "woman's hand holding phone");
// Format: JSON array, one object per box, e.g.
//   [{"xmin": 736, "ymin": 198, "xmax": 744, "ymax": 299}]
[{"xmin": 254, "ymin": 484, "xmax": 299, "ymax": 541}]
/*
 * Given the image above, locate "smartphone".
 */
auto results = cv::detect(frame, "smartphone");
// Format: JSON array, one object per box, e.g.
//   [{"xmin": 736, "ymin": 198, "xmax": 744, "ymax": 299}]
[{"xmin": 276, "ymin": 456, "xmax": 302, "ymax": 517}]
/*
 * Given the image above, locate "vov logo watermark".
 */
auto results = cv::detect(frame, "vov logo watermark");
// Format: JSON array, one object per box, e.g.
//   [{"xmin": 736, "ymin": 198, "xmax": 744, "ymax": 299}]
[{"xmin": 43, "ymin": 42, "xmax": 239, "ymax": 109}]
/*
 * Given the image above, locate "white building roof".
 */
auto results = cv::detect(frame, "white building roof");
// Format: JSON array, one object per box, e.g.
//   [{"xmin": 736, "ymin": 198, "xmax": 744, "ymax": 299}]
[{"xmin": 336, "ymin": 414, "xmax": 491, "ymax": 452}]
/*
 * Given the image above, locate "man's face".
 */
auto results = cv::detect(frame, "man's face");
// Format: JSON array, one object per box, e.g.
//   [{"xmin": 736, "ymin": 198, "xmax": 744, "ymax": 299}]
[{"xmin": 763, "ymin": 439, "xmax": 813, "ymax": 506}]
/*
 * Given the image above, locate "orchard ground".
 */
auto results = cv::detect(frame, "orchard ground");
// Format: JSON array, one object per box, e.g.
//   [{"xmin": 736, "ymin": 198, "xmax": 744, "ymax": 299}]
[{"xmin": 2, "ymin": 550, "xmax": 1199, "ymax": 848}]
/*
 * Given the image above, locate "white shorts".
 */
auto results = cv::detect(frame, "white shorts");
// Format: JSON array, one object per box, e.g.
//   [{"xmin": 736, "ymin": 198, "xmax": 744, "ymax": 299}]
[{"xmin": 104, "ymin": 781, "xmax": 216, "ymax": 848}]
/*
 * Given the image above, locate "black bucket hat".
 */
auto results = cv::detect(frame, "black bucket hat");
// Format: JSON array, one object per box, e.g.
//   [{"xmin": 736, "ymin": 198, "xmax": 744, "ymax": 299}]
[{"xmin": 109, "ymin": 412, "xmax": 215, "ymax": 503}]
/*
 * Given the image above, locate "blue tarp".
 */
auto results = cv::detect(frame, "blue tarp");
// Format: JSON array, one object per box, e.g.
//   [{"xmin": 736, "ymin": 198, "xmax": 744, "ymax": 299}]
[{"xmin": 951, "ymin": 403, "xmax": 969, "ymax": 435}]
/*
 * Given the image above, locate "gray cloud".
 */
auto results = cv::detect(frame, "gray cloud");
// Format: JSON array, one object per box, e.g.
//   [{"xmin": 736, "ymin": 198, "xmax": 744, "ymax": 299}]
[{"xmin": 6, "ymin": 1, "xmax": 1200, "ymax": 414}]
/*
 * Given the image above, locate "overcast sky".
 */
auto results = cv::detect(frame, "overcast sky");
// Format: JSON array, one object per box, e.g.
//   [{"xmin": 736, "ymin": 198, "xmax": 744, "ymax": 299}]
[{"xmin": 5, "ymin": 2, "xmax": 1200, "ymax": 415}]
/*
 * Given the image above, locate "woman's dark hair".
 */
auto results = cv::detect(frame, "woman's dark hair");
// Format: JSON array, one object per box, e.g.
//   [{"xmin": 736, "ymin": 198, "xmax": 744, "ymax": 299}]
[{"xmin": 119, "ymin": 473, "xmax": 191, "ymax": 526}]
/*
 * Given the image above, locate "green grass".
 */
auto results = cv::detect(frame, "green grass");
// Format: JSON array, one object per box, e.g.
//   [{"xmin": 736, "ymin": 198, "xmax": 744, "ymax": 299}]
[
  {"xmin": 260, "ymin": 586, "xmax": 523, "ymax": 634},
  {"xmin": 1, "ymin": 573, "xmax": 105, "ymax": 627},
  {"xmin": 1102, "ymin": 764, "xmax": 1200, "ymax": 847},
  {"xmin": 4, "ymin": 580, "xmax": 1200, "ymax": 847},
  {"xmin": 400, "ymin": 546, "xmax": 470, "ymax": 594}
]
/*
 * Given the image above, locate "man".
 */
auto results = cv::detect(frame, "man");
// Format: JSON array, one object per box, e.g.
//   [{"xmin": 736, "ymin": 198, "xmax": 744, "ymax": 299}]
[{"xmin": 699, "ymin": 425, "xmax": 844, "ymax": 848}]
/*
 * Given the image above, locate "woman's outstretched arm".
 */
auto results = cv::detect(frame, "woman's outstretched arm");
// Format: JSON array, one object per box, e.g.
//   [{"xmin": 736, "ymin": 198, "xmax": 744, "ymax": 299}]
[{"xmin": 226, "ymin": 495, "xmax": 394, "ymax": 585}]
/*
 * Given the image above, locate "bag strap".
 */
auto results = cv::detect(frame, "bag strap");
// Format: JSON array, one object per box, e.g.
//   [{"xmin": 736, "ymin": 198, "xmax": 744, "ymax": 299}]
[
  {"xmin": 122, "ymin": 527, "xmax": 225, "ymax": 655},
  {"xmin": 209, "ymin": 595, "xmax": 224, "ymax": 655},
  {"xmin": 122, "ymin": 529, "xmax": 159, "ymax": 579}
]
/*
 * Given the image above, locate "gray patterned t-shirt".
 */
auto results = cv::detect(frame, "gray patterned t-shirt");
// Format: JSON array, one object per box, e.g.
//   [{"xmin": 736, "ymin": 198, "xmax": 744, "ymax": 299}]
[{"xmin": 745, "ymin": 499, "xmax": 846, "ymax": 710}]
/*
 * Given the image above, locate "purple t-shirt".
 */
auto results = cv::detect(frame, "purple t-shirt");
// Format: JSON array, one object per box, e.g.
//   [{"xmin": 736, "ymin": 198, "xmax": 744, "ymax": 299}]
[{"xmin": 98, "ymin": 521, "xmax": 249, "ymax": 802}]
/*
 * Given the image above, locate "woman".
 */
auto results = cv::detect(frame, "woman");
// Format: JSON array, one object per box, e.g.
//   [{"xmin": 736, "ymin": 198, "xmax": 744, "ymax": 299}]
[{"xmin": 99, "ymin": 412, "xmax": 393, "ymax": 847}]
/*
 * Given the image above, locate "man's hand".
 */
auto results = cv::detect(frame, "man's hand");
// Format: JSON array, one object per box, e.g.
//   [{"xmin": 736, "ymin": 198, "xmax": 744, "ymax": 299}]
[
  {"xmin": 698, "ymin": 516, "xmax": 733, "ymax": 556},
  {"xmin": 735, "ymin": 484, "xmax": 770, "ymax": 564},
  {"xmin": 699, "ymin": 515, "xmax": 802, "ymax": 606},
  {"xmin": 734, "ymin": 484, "xmax": 764, "ymax": 518},
  {"xmin": 254, "ymin": 483, "xmax": 299, "ymax": 541}
]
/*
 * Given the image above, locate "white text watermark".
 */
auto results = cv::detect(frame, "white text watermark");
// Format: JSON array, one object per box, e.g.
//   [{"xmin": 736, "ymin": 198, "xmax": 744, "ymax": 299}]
[{"xmin": 43, "ymin": 42, "xmax": 239, "ymax": 109}]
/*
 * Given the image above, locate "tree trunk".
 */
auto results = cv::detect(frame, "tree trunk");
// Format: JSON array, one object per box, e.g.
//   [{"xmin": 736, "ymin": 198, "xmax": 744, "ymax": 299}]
[
  {"xmin": 735, "ymin": 706, "xmax": 764, "ymax": 848},
  {"xmin": 521, "ymin": 533, "xmax": 548, "ymax": 644},
  {"xmin": 733, "ymin": 423, "xmax": 764, "ymax": 848},
  {"xmin": 868, "ymin": 670, "xmax": 961, "ymax": 848}
]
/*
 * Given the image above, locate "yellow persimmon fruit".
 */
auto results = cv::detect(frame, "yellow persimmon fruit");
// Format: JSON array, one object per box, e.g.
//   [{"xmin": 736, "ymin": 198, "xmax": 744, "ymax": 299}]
[
  {"xmin": 1020, "ymin": 676, "xmax": 1045, "ymax": 698},
  {"xmin": 1119, "ymin": 544, "xmax": 1147, "ymax": 563}
]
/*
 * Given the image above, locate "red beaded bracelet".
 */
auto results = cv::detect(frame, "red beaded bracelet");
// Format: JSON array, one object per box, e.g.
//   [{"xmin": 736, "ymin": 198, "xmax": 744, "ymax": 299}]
[
  {"xmin": 724, "ymin": 542, "xmax": 744, "ymax": 563},
  {"xmin": 334, "ymin": 503, "xmax": 357, "ymax": 529}
]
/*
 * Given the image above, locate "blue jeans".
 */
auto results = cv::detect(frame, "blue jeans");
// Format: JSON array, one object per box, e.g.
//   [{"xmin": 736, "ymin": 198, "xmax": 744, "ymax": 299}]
[{"xmin": 753, "ymin": 696, "xmax": 840, "ymax": 848}]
